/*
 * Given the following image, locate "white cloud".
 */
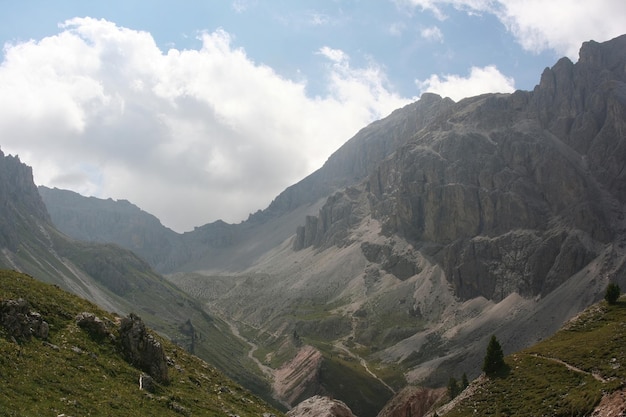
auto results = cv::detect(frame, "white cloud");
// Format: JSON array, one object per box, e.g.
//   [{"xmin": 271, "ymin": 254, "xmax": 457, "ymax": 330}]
[
  {"xmin": 495, "ymin": 0, "xmax": 626, "ymax": 58},
  {"xmin": 394, "ymin": 0, "xmax": 492, "ymax": 20},
  {"xmin": 0, "ymin": 18, "xmax": 411, "ymax": 232},
  {"xmin": 416, "ymin": 65, "xmax": 515, "ymax": 101},
  {"xmin": 317, "ymin": 46, "xmax": 348, "ymax": 64},
  {"xmin": 395, "ymin": 0, "xmax": 626, "ymax": 58},
  {"xmin": 420, "ymin": 26, "xmax": 444, "ymax": 42}
]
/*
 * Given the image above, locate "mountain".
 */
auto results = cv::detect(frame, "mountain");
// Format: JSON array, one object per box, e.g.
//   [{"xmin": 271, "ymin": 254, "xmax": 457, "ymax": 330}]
[
  {"xmin": 38, "ymin": 186, "xmax": 183, "ymax": 272},
  {"xmin": 39, "ymin": 34, "xmax": 626, "ymax": 417},
  {"xmin": 0, "ymin": 270, "xmax": 282, "ymax": 416},
  {"xmin": 0, "ymin": 150, "xmax": 277, "ymax": 407}
]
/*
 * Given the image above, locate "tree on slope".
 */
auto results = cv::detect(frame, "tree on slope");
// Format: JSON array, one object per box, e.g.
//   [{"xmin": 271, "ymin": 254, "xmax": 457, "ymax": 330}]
[
  {"xmin": 605, "ymin": 282, "xmax": 621, "ymax": 305},
  {"xmin": 482, "ymin": 335, "xmax": 505, "ymax": 376}
]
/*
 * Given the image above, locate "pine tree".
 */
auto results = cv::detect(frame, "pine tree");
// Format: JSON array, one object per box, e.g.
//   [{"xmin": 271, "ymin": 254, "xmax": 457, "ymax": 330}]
[
  {"xmin": 447, "ymin": 376, "xmax": 460, "ymax": 400},
  {"xmin": 605, "ymin": 282, "xmax": 621, "ymax": 305},
  {"xmin": 482, "ymin": 335, "xmax": 505, "ymax": 376}
]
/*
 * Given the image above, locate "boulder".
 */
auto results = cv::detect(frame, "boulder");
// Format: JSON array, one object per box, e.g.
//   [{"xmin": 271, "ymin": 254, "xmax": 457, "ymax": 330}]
[
  {"xmin": 118, "ymin": 313, "xmax": 169, "ymax": 384},
  {"xmin": 287, "ymin": 396, "xmax": 357, "ymax": 417},
  {"xmin": 0, "ymin": 298, "xmax": 49, "ymax": 341},
  {"xmin": 75, "ymin": 312, "xmax": 110, "ymax": 340}
]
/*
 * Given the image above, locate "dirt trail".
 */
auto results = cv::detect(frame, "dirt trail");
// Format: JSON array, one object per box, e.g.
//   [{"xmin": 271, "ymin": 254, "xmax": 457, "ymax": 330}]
[
  {"xmin": 335, "ymin": 342, "xmax": 397, "ymax": 394},
  {"xmin": 214, "ymin": 311, "xmax": 275, "ymax": 380},
  {"xmin": 530, "ymin": 353, "xmax": 608, "ymax": 383}
]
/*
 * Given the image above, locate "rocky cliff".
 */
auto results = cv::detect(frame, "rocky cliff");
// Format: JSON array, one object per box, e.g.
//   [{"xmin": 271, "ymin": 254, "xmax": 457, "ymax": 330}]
[{"xmin": 297, "ymin": 35, "xmax": 626, "ymax": 302}]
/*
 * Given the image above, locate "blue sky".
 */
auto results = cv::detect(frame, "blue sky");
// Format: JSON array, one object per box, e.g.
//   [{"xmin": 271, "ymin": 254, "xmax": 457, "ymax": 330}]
[{"xmin": 0, "ymin": 1, "xmax": 624, "ymax": 231}]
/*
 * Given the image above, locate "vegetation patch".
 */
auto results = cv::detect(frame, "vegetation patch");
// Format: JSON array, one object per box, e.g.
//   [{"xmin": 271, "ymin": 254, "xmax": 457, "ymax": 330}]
[
  {"xmin": 444, "ymin": 298, "xmax": 626, "ymax": 417},
  {"xmin": 0, "ymin": 270, "xmax": 283, "ymax": 417}
]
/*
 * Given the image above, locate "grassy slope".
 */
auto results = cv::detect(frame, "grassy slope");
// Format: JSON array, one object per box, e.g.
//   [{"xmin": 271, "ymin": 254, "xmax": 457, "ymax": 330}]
[
  {"xmin": 443, "ymin": 298, "xmax": 626, "ymax": 417},
  {"xmin": 0, "ymin": 270, "xmax": 283, "ymax": 417},
  {"xmin": 0, "ymin": 222, "xmax": 278, "ymax": 408}
]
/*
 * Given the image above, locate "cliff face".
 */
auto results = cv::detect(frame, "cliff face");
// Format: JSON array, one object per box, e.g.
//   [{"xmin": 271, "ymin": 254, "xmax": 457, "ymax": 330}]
[
  {"xmin": 297, "ymin": 34, "xmax": 626, "ymax": 302},
  {"xmin": 0, "ymin": 151, "xmax": 51, "ymax": 250}
]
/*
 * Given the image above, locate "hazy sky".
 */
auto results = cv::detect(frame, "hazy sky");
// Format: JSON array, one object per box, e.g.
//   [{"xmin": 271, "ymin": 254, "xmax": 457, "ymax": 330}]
[{"xmin": 1, "ymin": 1, "xmax": 624, "ymax": 232}]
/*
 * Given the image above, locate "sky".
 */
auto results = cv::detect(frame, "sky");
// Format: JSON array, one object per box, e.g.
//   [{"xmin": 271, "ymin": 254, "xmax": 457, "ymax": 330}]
[{"xmin": 0, "ymin": 1, "xmax": 624, "ymax": 232}]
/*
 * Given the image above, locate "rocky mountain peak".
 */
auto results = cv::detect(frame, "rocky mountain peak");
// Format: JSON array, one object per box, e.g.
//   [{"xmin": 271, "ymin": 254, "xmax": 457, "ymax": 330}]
[
  {"xmin": 0, "ymin": 150, "xmax": 51, "ymax": 250},
  {"xmin": 294, "ymin": 34, "xmax": 626, "ymax": 303}
]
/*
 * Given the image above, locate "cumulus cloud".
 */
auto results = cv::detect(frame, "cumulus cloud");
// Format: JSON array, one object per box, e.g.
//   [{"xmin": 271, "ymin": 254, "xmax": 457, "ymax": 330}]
[
  {"xmin": 415, "ymin": 65, "xmax": 515, "ymax": 101},
  {"xmin": 420, "ymin": 26, "xmax": 444, "ymax": 42},
  {"xmin": 395, "ymin": 0, "xmax": 626, "ymax": 58},
  {"xmin": 495, "ymin": 0, "xmax": 626, "ymax": 58},
  {"xmin": 0, "ymin": 18, "xmax": 410, "ymax": 232}
]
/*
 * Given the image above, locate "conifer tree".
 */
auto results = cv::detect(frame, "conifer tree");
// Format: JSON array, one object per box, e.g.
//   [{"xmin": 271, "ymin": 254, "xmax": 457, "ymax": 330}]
[
  {"xmin": 605, "ymin": 282, "xmax": 621, "ymax": 305},
  {"xmin": 447, "ymin": 376, "xmax": 460, "ymax": 400},
  {"xmin": 482, "ymin": 335, "xmax": 505, "ymax": 376}
]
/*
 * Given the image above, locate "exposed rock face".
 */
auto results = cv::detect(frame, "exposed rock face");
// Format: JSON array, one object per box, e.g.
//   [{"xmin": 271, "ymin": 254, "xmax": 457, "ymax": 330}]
[
  {"xmin": 118, "ymin": 313, "xmax": 169, "ymax": 384},
  {"xmin": 0, "ymin": 298, "xmax": 49, "ymax": 341},
  {"xmin": 296, "ymin": 34, "xmax": 626, "ymax": 303},
  {"xmin": 361, "ymin": 241, "xmax": 421, "ymax": 281},
  {"xmin": 0, "ymin": 151, "xmax": 51, "ymax": 251},
  {"xmin": 287, "ymin": 395, "xmax": 357, "ymax": 417},
  {"xmin": 273, "ymin": 345, "xmax": 324, "ymax": 406},
  {"xmin": 376, "ymin": 387, "xmax": 446, "ymax": 417}
]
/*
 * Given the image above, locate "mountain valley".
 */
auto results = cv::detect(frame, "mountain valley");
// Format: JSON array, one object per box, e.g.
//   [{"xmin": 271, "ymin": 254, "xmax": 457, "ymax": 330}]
[{"xmin": 5, "ymin": 33, "xmax": 626, "ymax": 416}]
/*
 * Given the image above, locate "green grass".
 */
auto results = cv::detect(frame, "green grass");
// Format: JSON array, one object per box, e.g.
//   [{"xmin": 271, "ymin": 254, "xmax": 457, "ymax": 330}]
[
  {"xmin": 0, "ymin": 270, "xmax": 283, "ymax": 417},
  {"xmin": 444, "ymin": 298, "xmax": 626, "ymax": 417}
]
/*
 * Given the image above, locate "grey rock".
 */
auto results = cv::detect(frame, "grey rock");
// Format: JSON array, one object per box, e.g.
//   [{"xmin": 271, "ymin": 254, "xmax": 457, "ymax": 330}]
[
  {"xmin": 118, "ymin": 313, "xmax": 169, "ymax": 384},
  {"xmin": 0, "ymin": 298, "xmax": 49, "ymax": 341},
  {"xmin": 287, "ymin": 395, "xmax": 357, "ymax": 417},
  {"xmin": 75, "ymin": 312, "xmax": 110, "ymax": 340}
]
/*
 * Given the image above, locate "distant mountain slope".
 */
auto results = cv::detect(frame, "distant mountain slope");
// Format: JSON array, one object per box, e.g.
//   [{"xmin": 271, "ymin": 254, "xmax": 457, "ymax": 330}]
[
  {"xmin": 40, "ymin": 93, "xmax": 455, "ymax": 274},
  {"xmin": 39, "ymin": 186, "xmax": 183, "ymax": 272},
  {"xmin": 0, "ymin": 151, "xmax": 276, "ymax": 406},
  {"xmin": 0, "ymin": 270, "xmax": 282, "ymax": 417}
]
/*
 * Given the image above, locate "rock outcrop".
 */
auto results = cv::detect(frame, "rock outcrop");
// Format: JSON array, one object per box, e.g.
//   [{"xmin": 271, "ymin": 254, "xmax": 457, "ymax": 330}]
[
  {"xmin": 287, "ymin": 395, "xmax": 357, "ymax": 417},
  {"xmin": 376, "ymin": 387, "xmax": 446, "ymax": 417},
  {"xmin": 0, "ymin": 298, "xmax": 49, "ymax": 341},
  {"xmin": 0, "ymin": 151, "xmax": 51, "ymax": 251},
  {"xmin": 273, "ymin": 345, "xmax": 323, "ymax": 406},
  {"xmin": 118, "ymin": 313, "xmax": 169, "ymax": 384},
  {"xmin": 75, "ymin": 312, "xmax": 112, "ymax": 341}
]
